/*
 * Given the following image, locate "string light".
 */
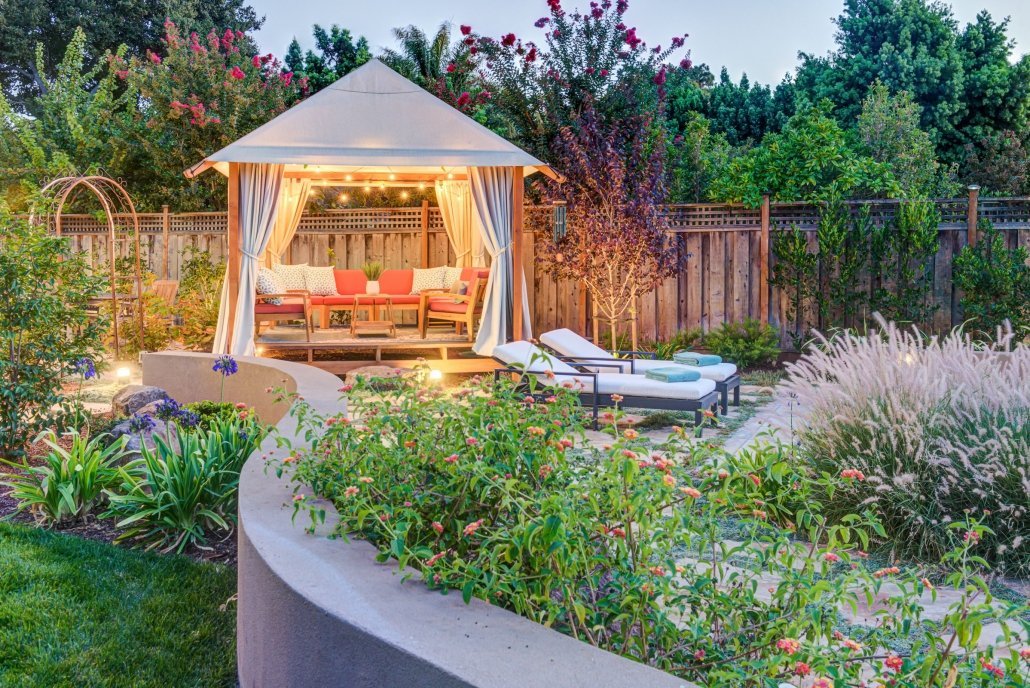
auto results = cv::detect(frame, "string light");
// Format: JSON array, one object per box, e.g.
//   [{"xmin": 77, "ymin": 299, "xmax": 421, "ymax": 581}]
[
  {"xmin": 388, "ymin": 173, "xmax": 397, "ymax": 181},
  {"xmin": 418, "ymin": 182, "xmax": 427, "ymax": 191},
  {"xmin": 400, "ymin": 191, "xmax": 410, "ymax": 200},
  {"xmin": 446, "ymin": 172, "xmax": 454, "ymax": 179},
  {"xmin": 379, "ymin": 183, "xmax": 386, "ymax": 191},
  {"xmin": 339, "ymin": 193, "xmax": 350, "ymax": 203},
  {"xmin": 364, "ymin": 186, "xmax": 372, "ymax": 193},
  {"xmin": 345, "ymin": 174, "xmax": 353, "ymax": 182}
]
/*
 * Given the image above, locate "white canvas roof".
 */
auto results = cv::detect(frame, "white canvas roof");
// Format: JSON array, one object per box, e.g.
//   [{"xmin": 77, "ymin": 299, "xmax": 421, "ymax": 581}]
[{"xmin": 187, "ymin": 59, "xmax": 552, "ymax": 178}]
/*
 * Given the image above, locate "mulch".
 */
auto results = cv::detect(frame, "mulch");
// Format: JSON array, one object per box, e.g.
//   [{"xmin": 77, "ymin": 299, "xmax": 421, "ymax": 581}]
[{"xmin": 1, "ymin": 431, "xmax": 238, "ymax": 567}]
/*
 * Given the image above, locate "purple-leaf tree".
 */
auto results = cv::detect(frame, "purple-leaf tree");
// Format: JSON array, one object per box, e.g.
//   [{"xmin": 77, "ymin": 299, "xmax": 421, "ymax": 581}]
[{"xmin": 537, "ymin": 103, "xmax": 678, "ymax": 349}]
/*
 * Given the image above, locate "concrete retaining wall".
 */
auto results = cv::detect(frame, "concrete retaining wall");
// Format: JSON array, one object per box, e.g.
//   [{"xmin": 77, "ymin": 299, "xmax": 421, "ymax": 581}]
[{"xmin": 142, "ymin": 352, "xmax": 691, "ymax": 688}]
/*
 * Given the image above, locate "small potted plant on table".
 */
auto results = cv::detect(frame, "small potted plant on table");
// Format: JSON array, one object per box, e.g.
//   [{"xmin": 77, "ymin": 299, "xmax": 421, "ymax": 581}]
[{"xmin": 362, "ymin": 261, "xmax": 384, "ymax": 295}]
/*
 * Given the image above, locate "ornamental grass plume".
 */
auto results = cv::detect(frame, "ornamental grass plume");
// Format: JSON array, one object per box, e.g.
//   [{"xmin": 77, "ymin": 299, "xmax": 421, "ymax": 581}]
[{"xmin": 781, "ymin": 315, "xmax": 1029, "ymax": 573}]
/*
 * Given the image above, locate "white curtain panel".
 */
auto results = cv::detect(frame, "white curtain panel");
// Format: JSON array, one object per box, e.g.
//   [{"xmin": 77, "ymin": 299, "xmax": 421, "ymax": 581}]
[
  {"xmin": 434, "ymin": 180, "xmax": 475, "ymax": 267},
  {"xmin": 212, "ymin": 163, "xmax": 286, "ymax": 356},
  {"xmin": 265, "ymin": 177, "xmax": 312, "ymax": 266},
  {"xmin": 469, "ymin": 166, "xmax": 532, "ymax": 355}
]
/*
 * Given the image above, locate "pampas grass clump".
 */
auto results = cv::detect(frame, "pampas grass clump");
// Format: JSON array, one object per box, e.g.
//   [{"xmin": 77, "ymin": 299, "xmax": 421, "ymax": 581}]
[{"xmin": 782, "ymin": 316, "xmax": 1029, "ymax": 573}]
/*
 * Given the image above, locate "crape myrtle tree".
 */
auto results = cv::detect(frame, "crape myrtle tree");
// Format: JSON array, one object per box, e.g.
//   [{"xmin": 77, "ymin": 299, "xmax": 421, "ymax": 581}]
[
  {"xmin": 470, "ymin": 0, "xmax": 691, "ymax": 164},
  {"xmin": 536, "ymin": 104, "xmax": 678, "ymax": 350},
  {"xmin": 112, "ymin": 21, "xmax": 304, "ymax": 210}
]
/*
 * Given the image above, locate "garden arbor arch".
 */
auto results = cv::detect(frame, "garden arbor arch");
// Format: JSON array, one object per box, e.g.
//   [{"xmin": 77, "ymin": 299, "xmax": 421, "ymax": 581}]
[
  {"xmin": 35, "ymin": 175, "xmax": 146, "ymax": 358},
  {"xmin": 186, "ymin": 59, "xmax": 557, "ymax": 357}
]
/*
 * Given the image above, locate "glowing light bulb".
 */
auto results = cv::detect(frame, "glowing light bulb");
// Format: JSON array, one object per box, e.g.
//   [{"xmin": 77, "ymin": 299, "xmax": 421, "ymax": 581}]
[
  {"xmin": 400, "ymin": 191, "xmax": 410, "ymax": 200},
  {"xmin": 345, "ymin": 174, "xmax": 353, "ymax": 182},
  {"xmin": 418, "ymin": 182, "xmax": 426, "ymax": 191},
  {"xmin": 339, "ymin": 193, "xmax": 349, "ymax": 203},
  {"xmin": 446, "ymin": 172, "xmax": 454, "ymax": 179},
  {"xmin": 379, "ymin": 183, "xmax": 386, "ymax": 191},
  {"xmin": 428, "ymin": 369, "xmax": 443, "ymax": 382},
  {"xmin": 388, "ymin": 173, "xmax": 396, "ymax": 181},
  {"xmin": 255, "ymin": 346, "xmax": 266, "ymax": 355},
  {"xmin": 364, "ymin": 186, "xmax": 372, "ymax": 193}
]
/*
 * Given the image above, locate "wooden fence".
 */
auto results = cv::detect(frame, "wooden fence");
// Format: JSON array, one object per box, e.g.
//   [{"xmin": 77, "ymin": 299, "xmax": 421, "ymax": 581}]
[{"xmin": 45, "ymin": 194, "xmax": 1030, "ymax": 345}]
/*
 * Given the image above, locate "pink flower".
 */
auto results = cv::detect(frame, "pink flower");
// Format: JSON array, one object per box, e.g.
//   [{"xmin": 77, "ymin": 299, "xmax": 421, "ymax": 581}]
[
  {"xmin": 823, "ymin": 552, "xmax": 840, "ymax": 563},
  {"xmin": 426, "ymin": 551, "xmax": 446, "ymax": 566},
  {"xmin": 339, "ymin": 384, "xmax": 353, "ymax": 393},
  {"xmin": 600, "ymin": 69, "xmax": 609, "ymax": 77},
  {"xmin": 463, "ymin": 519, "xmax": 484, "ymax": 536},
  {"xmin": 748, "ymin": 473, "xmax": 761, "ymax": 487},
  {"xmin": 841, "ymin": 468, "xmax": 865, "ymax": 480},
  {"xmin": 358, "ymin": 476, "xmax": 373, "ymax": 484},
  {"xmin": 873, "ymin": 566, "xmax": 900, "ymax": 578},
  {"xmin": 538, "ymin": 464, "xmax": 553, "ymax": 479},
  {"xmin": 456, "ymin": 91, "xmax": 471, "ymax": 108},
  {"xmin": 501, "ymin": 33, "xmax": 517, "ymax": 47},
  {"xmin": 608, "ymin": 526, "xmax": 625, "ymax": 538},
  {"xmin": 693, "ymin": 649, "xmax": 705, "ymax": 661},
  {"xmin": 229, "ymin": 65, "xmax": 245, "ymax": 80},
  {"xmin": 292, "ymin": 494, "xmax": 304, "ymax": 502},
  {"xmin": 842, "ymin": 638, "xmax": 863, "ymax": 652},
  {"xmin": 1019, "ymin": 646, "xmax": 1030, "ymax": 661},
  {"xmin": 680, "ymin": 486, "xmax": 701, "ymax": 499},
  {"xmin": 344, "ymin": 486, "xmax": 359, "ymax": 497},
  {"xmin": 680, "ymin": 58, "xmax": 692, "ymax": 70},
  {"xmin": 885, "ymin": 655, "xmax": 903, "ymax": 672},
  {"xmin": 648, "ymin": 566, "xmax": 666, "ymax": 576},
  {"xmin": 431, "ymin": 521, "xmax": 444, "ymax": 533},
  {"xmin": 460, "ymin": 24, "xmax": 472, "ymax": 36},
  {"xmin": 610, "ymin": 394, "xmax": 624, "ymax": 403},
  {"xmin": 281, "ymin": 71, "xmax": 293, "ymax": 86},
  {"xmin": 776, "ymin": 638, "xmax": 800, "ymax": 655},
  {"xmin": 624, "ymin": 28, "xmax": 641, "ymax": 50},
  {"xmin": 793, "ymin": 662, "xmax": 811, "ymax": 677},
  {"xmin": 811, "ymin": 679, "xmax": 833, "ymax": 688},
  {"xmin": 148, "ymin": 51, "xmax": 162, "ymax": 64},
  {"xmin": 466, "ymin": 437, "xmax": 479, "ymax": 446},
  {"xmin": 446, "ymin": 63, "xmax": 456, "ymax": 73},
  {"xmin": 559, "ymin": 438, "xmax": 574, "ymax": 450},
  {"xmin": 525, "ymin": 47, "xmax": 538, "ymax": 63},
  {"xmin": 662, "ymin": 473, "xmax": 676, "ymax": 488},
  {"xmin": 964, "ymin": 531, "xmax": 980, "ymax": 544},
  {"xmin": 252, "ymin": 54, "xmax": 262, "ymax": 68},
  {"xmin": 671, "ymin": 36, "xmax": 685, "ymax": 49},
  {"xmin": 623, "ymin": 429, "xmax": 639, "ymax": 440},
  {"xmin": 444, "ymin": 454, "xmax": 459, "ymax": 464}
]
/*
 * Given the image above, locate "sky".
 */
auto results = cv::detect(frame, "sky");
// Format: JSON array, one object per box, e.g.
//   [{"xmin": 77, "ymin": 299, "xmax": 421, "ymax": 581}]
[{"xmin": 246, "ymin": 0, "xmax": 1030, "ymax": 86}]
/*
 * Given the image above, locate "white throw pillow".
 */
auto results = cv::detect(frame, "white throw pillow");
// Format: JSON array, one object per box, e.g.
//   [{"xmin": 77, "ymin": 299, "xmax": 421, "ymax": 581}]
[
  {"xmin": 443, "ymin": 266, "xmax": 463, "ymax": 288},
  {"xmin": 256, "ymin": 268, "xmax": 284, "ymax": 305},
  {"xmin": 272, "ymin": 262, "xmax": 308, "ymax": 291},
  {"xmin": 304, "ymin": 266, "xmax": 337, "ymax": 296},
  {"xmin": 410, "ymin": 266, "xmax": 446, "ymax": 294}
]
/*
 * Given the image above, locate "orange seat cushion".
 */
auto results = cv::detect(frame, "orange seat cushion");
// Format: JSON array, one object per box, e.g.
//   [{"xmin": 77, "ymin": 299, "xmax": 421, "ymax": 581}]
[
  {"xmin": 322, "ymin": 295, "xmax": 356, "ymax": 306},
  {"xmin": 379, "ymin": 269, "xmax": 413, "ymax": 295},
  {"xmin": 428, "ymin": 300, "xmax": 469, "ymax": 314},
  {"xmin": 256, "ymin": 302, "xmax": 305, "ymax": 314},
  {"xmin": 334, "ymin": 270, "xmax": 366, "ymax": 295},
  {"xmin": 375, "ymin": 294, "xmax": 420, "ymax": 305}
]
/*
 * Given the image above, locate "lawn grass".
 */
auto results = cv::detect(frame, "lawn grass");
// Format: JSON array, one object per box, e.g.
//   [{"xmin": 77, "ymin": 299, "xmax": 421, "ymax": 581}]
[{"xmin": 0, "ymin": 521, "xmax": 236, "ymax": 688}]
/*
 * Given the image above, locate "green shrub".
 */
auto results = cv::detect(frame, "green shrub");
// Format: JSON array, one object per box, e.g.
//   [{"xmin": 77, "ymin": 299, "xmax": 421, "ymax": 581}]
[
  {"xmin": 1, "ymin": 430, "xmax": 130, "ymax": 524},
  {"xmin": 648, "ymin": 327, "xmax": 704, "ymax": 360},
  {"xmin": 783, "ymin": 317, "xmax": 1030, "ymax": 574},
  {"xmin": 183, "ymin": 401, "xmax": 239, "ymax": 430},
  {"xmin": 703, "ymin": 318, "xmax": 780, "ymax": 368},
  {"xmin": 0, "ymin": 210, "xmax": 106, "ymax": 458},
  {"xmin": 953, "ymin": 220, "xmax": 1030, "ymax": 339},
  {"xmin": 104, "ymin": 412, "xmax": 266, "ymax": 553},
  {"xmin": 276, "ymin": 372, "xmax": 1027, "ymax": 686},
  {"xmin": 175, "ymin": 247, "xmax": 223, "ymax": 351}
]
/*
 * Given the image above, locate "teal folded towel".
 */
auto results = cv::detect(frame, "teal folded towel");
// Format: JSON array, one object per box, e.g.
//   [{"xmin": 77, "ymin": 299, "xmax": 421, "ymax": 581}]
[
  {"xmin": 673, "ymin": 351, "xmax": 722, "ymax": 367},
  {"xmin": 645, "ymin": 367, "xmax": 701, "ymax": 383}
]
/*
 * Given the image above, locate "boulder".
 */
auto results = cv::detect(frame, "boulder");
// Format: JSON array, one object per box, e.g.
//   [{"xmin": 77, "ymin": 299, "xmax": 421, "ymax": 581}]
[{"xmin": 111, "ymin": 385, "xmax": 168, "ymax": 417}]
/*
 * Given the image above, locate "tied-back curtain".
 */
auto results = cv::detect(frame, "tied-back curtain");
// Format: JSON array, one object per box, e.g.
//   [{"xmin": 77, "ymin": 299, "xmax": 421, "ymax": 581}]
[
  {"xmin": 213, "ymin": 163, "xmax": 285, "ymax": 356},
  {"xmin": 434, "ymin": 180, "xmax": 484, "ymax": 267},
  {"xmin": 264, "ymin": 177, "xmax": 311, "ymax": 266},
  {"xmin": 468, "ymin": 166, "xmax": 532, "ymax": 355}
]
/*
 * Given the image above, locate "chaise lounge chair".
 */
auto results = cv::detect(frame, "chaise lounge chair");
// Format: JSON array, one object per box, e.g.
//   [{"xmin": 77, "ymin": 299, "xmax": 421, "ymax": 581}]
[
  {"xmin": 538, "ymin": 328, "xmax": 741, "ymax": 414},
  {"xmin": 492, "ymin": 341, "xmax": 719, "ymax": 427}
]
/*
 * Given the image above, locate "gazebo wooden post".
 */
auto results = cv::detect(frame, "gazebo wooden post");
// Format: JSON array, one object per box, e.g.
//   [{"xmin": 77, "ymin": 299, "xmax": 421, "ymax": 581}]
[
  {"xmin": 759, "ymin": 194, "xmax": 771, "ymax": 324},
  {"xmin": 224, "ymin": 163, "xmax": 241, "ymax": 353},
  {"xmin": 512, "ymin": 167, "xmax": 525, "ymax": 341}
]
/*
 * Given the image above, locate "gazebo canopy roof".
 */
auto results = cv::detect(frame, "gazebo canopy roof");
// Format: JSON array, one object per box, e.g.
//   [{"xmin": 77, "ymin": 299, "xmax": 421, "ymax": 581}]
[{"xmin": 186, "ymin": 59, "xmax": 554, "ymax": 181}]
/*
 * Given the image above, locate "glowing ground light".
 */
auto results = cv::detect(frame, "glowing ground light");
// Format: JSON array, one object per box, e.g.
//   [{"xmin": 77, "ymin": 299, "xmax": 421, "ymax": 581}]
[
  {"xmin": 116, "ymin": 366, "xmax": 132, "ymax": 379},
  {"xmin": 428, "ymin": 369, "xmax": 443, "ymax": 382}
]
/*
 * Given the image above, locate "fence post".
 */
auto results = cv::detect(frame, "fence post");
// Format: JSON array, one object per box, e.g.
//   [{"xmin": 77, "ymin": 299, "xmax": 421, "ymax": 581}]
[
  {"xmin": 420, "ymin": 200, "xmax": 430, "ymax": 268},
  {"xmin": 759, "ymin": 194, "xmax": 770, "ymax": 324},
  {"xmin": 161, "ymin": 204, "xmax": 170, "ymax": 279},
  {"xmin": 966, "ymin": 185, "xmax": 980, "ymax": 248}
]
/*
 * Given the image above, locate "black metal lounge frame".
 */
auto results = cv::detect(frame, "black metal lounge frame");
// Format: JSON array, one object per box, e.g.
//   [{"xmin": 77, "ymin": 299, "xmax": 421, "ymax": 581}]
[
  {"xmin": 492, "ymin": 360, "xmax": 721, "ymax": 428},
  {"xmin": 540, "ymin": 348, "xmax": 742, "ymax": 415}
]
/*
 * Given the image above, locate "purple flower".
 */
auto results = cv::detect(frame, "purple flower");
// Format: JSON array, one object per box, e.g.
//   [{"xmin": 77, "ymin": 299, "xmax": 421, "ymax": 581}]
[
  {"xmin": 128, "ymin": 413, "xmax": 156, "ymax": 435},
  {"xmin": 154, "ymin": 398, "xmax": 182, "ymax": 422},
  {"xmin": 213, "ymin": 355, "xmax": 238, "ymax": 377},
  {"xmin": 74, "ymin": 357, "xmax": 97, "ymax": 380},
  {"xmin": 534, "ymin": 17, "xmax": 549, "ymax": 28},
  {"xmin": 177, "ymin": 410, "xmax": 200, "ymax": 429}
]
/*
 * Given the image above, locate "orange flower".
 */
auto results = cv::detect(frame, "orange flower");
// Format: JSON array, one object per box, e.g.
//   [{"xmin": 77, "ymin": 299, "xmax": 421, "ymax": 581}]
[
  {"xmin": 538, "ymin": 464, "xmax": 553, "ymax": 479},
  {"xmin": 873, "ymin": 566, "xmax": 900, "ymax": 578},
  {"xmin": 823, "ymin": 552, "xmax": 840, "ymax": 563},
  {"xmin": 426, "ymin": 551, "xmax": 447, "ymax": 567},
  {"xmin": 610, "ymin": 394, "xmax": 624, "ymax": 403},
  {"xmin": 662, "ymin": 473, "xmax": 676, "ymax": 488},
  {"xmin": 776, "ymin": 638, "xmax": 800, "ymax": 655},
  {"xmin": 885, "ymin": 654, "xmax": 903, "ymax": 672},
  {"xmin": 841, "ymin": 468, "xmax": 865, "ymax": 480},
  {"xmin": 921, "ymin": 577, "xmax": 935, "ymax": 590},
  {"xmin": 793, "ymin": 661, "xmax": 811, "ymax": 677},
  {"xmin": 752, "ymin": 509, "xmax": 767, "ymax": 519},
  {"xmin": 680, "ymin": 486, "xmax": 701, "ymax": 499},
  {"xmin": 623, "ymin": 429, "xmax": 639, "ymax": 440},
  {"xmin": 404, "ymin": 440, "xmax": 417, "ymax": 449},
  {"xmin": 344, "ymin": 486, "xmax": 359, "ymax": 497},
  {"xmin": 283, "ymin": 455, "xmax": 297, "ymax": 464},
  {"xmin": 811, "ymin": 678, "xmax": 833, "ymax": 688},
  {"xmin": 527, "ymin": 426, "xmax": 545, "ymax": 436},
  {"xmin": 842, "ymin": 638, "xmax": 862, "ymax": 652},
  {"xmin": 358, "ymin": 476, "xmax": 373, "ymax": 483},
  {"xmin": 608, "ymin": 527, "xmax": 626, "ymax": 539},
  {"xmin": 463, "ymin": 519, "xmax": 484, "ymax": 536},
  {"xmin": 559, "ymin": 438, "xmax": 574, "ymax": 450},
  {"xmin": 648, "ymin": 566, "xmax": 666, "ymax": 576},
  {"xmin": 748, "ymin": 473, "xmax": 761, "ymax": 487}
]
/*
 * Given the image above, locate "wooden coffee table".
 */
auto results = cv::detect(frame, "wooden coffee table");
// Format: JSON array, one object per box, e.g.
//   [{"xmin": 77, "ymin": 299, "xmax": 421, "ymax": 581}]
[{"xmin": 350, "ymin": 294, "xmax": 396, "ymax": 337}]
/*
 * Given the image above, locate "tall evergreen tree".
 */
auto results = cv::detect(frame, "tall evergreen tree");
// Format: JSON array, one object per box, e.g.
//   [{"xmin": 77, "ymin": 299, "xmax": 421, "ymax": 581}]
[{"xmin": 284, "ymin": 25, "xmax": 371, "ymax": 93}]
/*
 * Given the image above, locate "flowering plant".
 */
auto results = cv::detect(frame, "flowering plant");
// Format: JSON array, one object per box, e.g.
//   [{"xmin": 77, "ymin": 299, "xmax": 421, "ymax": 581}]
[
  {"xmin": 276, "ymin": 370, "xmax": 1028, "ymax": 686},
  {"xmin": 212, "ymin": 354, "xmax": 238, "ymax": 401}
]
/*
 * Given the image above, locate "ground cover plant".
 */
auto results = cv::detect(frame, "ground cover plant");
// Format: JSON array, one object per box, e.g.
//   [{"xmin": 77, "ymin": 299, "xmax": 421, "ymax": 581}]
[
  {"xmin": 0, "ymin": 520, "xmax": 236, "ymax": 687},
  {"xmin": 782, "ymin": 316, "xmax": 1030, "ymax": 575},
  {"xmin": 275, "ymin": 368, "xmax": 1028, "ymax": 686}
]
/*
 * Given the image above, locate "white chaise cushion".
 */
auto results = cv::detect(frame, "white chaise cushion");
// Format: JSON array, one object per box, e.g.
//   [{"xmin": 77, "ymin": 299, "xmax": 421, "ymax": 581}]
[
  {"xmin": 631, "ymin": 358, "xmax": 738, "ymax": 382},
  {"xmin": 594, "ymin": 374, "xmax": 715, "ymax": 401},
  {"xmin": 540, "ymin": 328, "xmax": 737, "ymax": 382}
]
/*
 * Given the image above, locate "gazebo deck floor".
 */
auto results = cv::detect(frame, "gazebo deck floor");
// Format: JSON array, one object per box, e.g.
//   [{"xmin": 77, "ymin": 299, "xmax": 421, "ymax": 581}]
[{"xmin": 255, "ymin": 325, "xmax": 499, "ymax": 375}]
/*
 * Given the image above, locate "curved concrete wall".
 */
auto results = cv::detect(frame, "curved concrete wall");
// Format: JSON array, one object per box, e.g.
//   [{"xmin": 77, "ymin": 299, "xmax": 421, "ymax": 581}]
[{"xmin": 143, "ymin": 352, "xmax": 691, "ymax": 688}]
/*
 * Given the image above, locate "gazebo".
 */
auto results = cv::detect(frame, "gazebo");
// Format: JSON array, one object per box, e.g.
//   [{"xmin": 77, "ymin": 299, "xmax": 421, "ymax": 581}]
[{"xmin": 186, "ymin": 59, "xmax": 556, "ymax": 358}]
